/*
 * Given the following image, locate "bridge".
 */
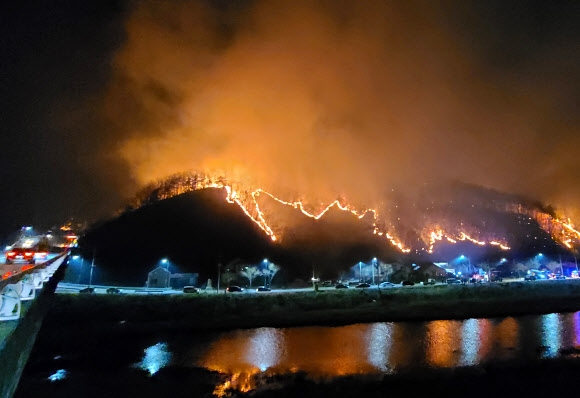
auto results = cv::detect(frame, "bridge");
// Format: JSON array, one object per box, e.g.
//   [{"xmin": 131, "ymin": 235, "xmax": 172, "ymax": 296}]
[{"xmin": 0, "ymin": 253, "xmax": 68, "ymax": 398}]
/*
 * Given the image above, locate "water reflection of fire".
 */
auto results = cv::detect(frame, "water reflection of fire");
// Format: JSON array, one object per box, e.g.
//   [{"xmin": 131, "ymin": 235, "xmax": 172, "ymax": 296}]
[
  {"xmin": 425, "ymin": 320, "xmax": 462, "ymax": 368},
  {"xmin": 195, "ymin": 314, "xmax": 580, "ymax": 396},
  {"xmin": 494, "ymin": 317, "xmax": 519, "ymax": 360},
  {"xmin": 212, "ymin": 372, "xmax": 257, "ymax": 398}
]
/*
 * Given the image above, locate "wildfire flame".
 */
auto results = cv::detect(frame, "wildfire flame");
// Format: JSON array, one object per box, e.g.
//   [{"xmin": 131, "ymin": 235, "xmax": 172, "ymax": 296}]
[
  {"xmin": 127, "ymin": 171, "xmax": 580, "ymax": 254},
  {"xmin": 427, "ymin": 229, "xmax": 510, "ymax": 254}
]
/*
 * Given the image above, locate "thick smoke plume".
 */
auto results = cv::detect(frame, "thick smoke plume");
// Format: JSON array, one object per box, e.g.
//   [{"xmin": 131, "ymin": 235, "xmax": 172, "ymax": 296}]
[{"xmin": 106, "ymin": 0, "xmax": 580, "ymax": 221}]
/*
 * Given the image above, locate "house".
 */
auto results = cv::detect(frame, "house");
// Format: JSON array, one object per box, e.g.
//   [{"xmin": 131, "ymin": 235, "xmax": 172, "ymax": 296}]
[
  {"xmin": 146, "ymin": 267, "xmax": 170, "ymax": 288},
  {"xmin": 412, "ymin": 262, "xmax": 447, "ymax": 282},
  {"xmin": 146, "ymin": 267, "xmax": 199, "ymax": 288}
]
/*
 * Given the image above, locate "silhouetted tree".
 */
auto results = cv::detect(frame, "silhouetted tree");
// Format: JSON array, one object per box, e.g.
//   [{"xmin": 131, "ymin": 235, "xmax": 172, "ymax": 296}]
[
  {"xmin": 262, "ymin": 262, "xmax": 280, "ymax": 286},
  {"xmin": 240, "ymin": 266, "xmax": 260, "ymax": 288}
]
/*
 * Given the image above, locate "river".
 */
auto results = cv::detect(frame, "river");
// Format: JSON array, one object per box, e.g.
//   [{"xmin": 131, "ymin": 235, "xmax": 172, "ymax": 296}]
[{"xmin": 15, "ymin": 311, "xmax": 580, "ymax": 397}]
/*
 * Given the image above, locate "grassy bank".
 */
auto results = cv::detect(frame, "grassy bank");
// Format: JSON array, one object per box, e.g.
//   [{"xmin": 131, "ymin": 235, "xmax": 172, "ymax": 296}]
[{"xmin": 44, "ymin": 279, "xmax": 580, "ymax": 334}]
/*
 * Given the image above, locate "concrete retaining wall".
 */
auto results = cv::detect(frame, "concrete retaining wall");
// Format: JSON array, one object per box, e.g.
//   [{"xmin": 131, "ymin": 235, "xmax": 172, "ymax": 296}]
[{"xmin": 0, "ymin": 258, "xmax": 66, "ymax": 398}]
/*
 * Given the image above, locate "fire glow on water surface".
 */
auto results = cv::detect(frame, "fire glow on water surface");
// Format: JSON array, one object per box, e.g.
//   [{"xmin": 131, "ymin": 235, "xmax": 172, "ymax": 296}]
[{"xmin": 133, "ymin": 172, "xmax": 580, "ymax": 254}]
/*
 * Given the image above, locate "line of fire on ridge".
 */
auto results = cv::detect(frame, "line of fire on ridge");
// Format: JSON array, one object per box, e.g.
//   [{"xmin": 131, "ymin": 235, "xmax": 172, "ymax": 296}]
[{"xmin": 140, "ymin": 172, "xmax": 580, "ymax": 254}]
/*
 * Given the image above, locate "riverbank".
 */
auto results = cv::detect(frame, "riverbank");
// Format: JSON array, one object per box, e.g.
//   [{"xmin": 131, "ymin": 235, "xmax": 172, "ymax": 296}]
[
  {"xmin": 20, "ymin": 280, "xmax": 580, "ymax": 398},
  {"xmin": 44, "ymin": 279, "xmax": 580, "ymax": 335}
]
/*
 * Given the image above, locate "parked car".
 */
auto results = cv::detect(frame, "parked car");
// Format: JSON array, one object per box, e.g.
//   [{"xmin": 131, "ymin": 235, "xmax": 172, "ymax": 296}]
[
  {"xmin": 423, "ymin": 279, "xmax": 436, "ymax": 285},
  {"xmin": 379, "ymin": 282, "xmax": 395, "ymax": 288},
  {"xmin": 226, "ymin": 286, "xmax": 244, "ymax": 293},
  {"xmin": 554, "ymin": 274, "xmax": 566, "ymax": 280},
  {"xmin": 524, "ymin": 275, "xmax": 537, "ymax": 281},
  {"xmin": 356, "ymin": 283, "xmax": 371, "ymax": 288},
  {"xmin": 79, "ymin": 287, "xmax": 94, "ymax": 294},
  {"xmin": 256, "ymin": 286, "xmax": 271, "ymax": 292},
  {"xmin": 106, "ymin": 287, "xmax": 121, "ymax": 294},
  {"xmin": 335, "ymin": 283, "xmax": 349, "ymax": 289},
  {"xmin": 183, "ymin": 286, "xmax": 199, "ymax": 293},
  {"xmin": 401, "ymin": 280, "xmax": 415, "ymax": 286},
  {"xmin": 447, "ymin": 278, "xmax": 461, "ymax": 285}
]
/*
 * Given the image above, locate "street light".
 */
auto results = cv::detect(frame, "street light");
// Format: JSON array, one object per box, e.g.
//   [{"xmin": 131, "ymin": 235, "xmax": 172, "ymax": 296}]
[
  {"xmin": 161, "ymin": 258, "xmax": 170, "ymax": 288},
  {"xmin": 536, "ymin": 253, "xmax": 544, "ymax": 269},
  {"xmin": 359, "ymin": 262, "xmax": 363, "ymax": 282},
  {"xmin": 262, "ymin": 259, "xmax": 269, "ymax": 286},
  {"xmin": 372, "ymin": 258, "xmax": 377, "ymax": 285}
]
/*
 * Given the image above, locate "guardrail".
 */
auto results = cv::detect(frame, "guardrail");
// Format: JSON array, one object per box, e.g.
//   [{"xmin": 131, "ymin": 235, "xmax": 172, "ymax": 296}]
[{"xmin": 0, "ymin": 253, "xmax": 67, "ymax": 322}]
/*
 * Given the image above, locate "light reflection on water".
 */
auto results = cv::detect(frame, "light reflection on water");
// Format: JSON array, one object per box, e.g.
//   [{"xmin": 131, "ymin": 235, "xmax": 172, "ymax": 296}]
[
  {"xmin": 119, "ymin": 312, "xmax": 580, "ymax": 396},
  {"xmin": 575, "ymin": 313, "xmax": 580, "ymax": 346},
  {"xmin": 461, "ymin": 318, "xmax": 484, "ymax": 366},
  {"xmin": 247, "ymin": 328, "xmax": 282, "ymax": 371},
  {"xmin": 195, "ymin": 312, "xmax": 580, "ymax": 382},
  {"xmin": 134, "ymin": 342, "xmax": 171, "ymax": 376},
  {"xmin": 540, "ymin": 313, "xmax": 561, "ymax": 358},
  {"xmin": 366, "ymin": 322, "xmax": 393, "ymax": 373}
]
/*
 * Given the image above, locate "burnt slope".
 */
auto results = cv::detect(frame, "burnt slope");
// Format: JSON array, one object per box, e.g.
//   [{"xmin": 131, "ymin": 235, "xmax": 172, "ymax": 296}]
[
  {"xmin": 80, "ymin": 189, "xmax": 272, "ymax": 284},
  {"xmin": 79, "ymin": 183, "xmax": 571, "ymax": 286}
]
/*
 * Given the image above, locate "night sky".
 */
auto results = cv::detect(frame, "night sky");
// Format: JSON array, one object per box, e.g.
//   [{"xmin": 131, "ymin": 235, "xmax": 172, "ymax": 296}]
[{"xmin": 1, "ymin": 0, "xmax": 579, "ymax": 243}]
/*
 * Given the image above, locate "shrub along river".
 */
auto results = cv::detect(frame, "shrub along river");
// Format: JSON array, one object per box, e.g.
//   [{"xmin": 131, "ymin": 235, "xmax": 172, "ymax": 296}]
[{"xmin": 14, "ymin": 310, "xmax": 580, "ymax": 397}]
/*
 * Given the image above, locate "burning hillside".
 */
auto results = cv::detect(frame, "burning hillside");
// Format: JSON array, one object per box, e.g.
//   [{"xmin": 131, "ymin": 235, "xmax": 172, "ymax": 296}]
[
  {"xmin": 101, "ymin": 1, "xmax": 580, "ymax": 251},
  {"xmin": 121, "ymin": 172, "xmax": 580, "ymax": 256}
]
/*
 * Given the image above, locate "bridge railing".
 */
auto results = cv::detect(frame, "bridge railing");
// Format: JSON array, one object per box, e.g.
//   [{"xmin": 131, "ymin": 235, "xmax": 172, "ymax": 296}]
[{"xmin": 0, "ymin": 253, "xmax": 68, "ymax": 322}]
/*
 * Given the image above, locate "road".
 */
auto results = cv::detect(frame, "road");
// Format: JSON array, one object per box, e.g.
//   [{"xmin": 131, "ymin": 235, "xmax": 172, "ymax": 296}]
[
  {"xmin": 0, "ymin": 253, "xmax": 60, "ymax": 279},
  {"xmin": 54, "ymin": 278, "xmax": 540, "ymax": 295}
]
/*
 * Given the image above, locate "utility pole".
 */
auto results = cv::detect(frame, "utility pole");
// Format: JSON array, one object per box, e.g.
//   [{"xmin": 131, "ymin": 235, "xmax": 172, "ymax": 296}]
[
  {"xmin": 312, "ymin": 265, "xmax": 319, "ymax": 291},
  {"xmin": 217, "ymin": 261, "xmax": 222, "ymax": 294},
  {"xmin": 88, "ymin": 248, "xmax": 96, "ymax": 288},
  {"xmin": 77, "ymin": 258, "xmax": 83, "ymax": 284}
]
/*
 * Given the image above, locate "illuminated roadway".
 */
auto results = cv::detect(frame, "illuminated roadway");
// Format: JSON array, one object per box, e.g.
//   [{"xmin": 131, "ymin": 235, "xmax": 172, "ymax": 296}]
[
  {"xmin": 54, "ymin": 278, "xmax": 531, "ymax": 295},
  {"xmin": 0, "ymin": 253, "xmax": 60, "ymax": 279}
]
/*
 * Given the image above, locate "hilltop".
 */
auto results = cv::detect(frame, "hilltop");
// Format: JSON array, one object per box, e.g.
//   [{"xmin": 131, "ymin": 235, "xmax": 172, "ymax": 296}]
[{"xmin": 77, "ymin": 179, "xmax": 575, "ymax": 286}]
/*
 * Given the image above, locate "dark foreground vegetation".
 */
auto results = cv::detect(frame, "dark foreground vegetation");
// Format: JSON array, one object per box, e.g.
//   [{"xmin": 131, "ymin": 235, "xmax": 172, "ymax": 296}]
[
  {"xmin": 16, "ymin": 355, "xmax": 580, "ymax": 398},
  {"xmin": 46, "ymin": 280, "xmax": 580, "ymax": 335},
  {"xmin": 235, "ymin": 357, "xmax": 580, "ymax": 398}
]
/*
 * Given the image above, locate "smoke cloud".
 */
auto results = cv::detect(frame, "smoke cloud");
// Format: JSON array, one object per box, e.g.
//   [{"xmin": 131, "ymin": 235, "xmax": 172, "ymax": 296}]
[{"xmin": 105, "ymin": 0, "xmax": 580, "ymax": 220}]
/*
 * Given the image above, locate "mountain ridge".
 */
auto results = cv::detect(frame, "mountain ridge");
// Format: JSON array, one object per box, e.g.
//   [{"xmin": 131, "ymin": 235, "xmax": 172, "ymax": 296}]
[{"xmin": 78, "ymin": 178, "xmax": 577, "ymax": 285}]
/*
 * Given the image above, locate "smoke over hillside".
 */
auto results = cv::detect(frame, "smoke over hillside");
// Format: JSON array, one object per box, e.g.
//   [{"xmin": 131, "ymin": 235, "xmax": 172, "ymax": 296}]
[{"xmin": 105, "ymin": 0, "xmax": 580, "ymax": 225}]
